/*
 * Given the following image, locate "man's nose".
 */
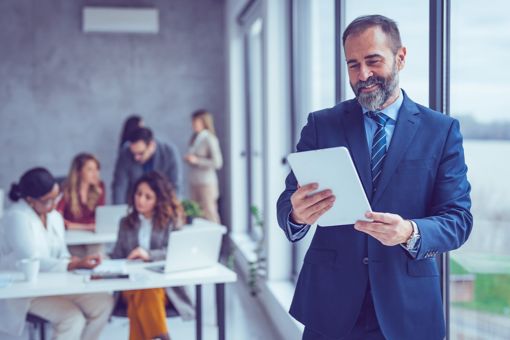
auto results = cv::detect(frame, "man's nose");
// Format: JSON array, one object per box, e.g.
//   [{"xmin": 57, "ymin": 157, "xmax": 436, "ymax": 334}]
[{"xmin": 358, "ymin": 64, "xmax": 373, "ymax": 82}]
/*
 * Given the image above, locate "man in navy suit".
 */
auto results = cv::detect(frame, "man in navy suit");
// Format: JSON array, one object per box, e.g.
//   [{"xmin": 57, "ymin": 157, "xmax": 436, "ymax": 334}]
[{"xmin": 277, "ymin": 15, "xmax": 472, "ymax": 340}]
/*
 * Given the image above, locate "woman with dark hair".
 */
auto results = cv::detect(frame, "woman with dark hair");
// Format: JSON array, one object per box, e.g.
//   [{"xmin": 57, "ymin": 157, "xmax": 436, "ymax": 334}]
[
  {"xmin": 184, "ymin": 109, "xmax": 223, "ymax": 223},
  {"xmin": 111, "ymin": 171, "xmax": 194, "ymax": 340},
  {"xmin": 119, "ymin": 115, "xmax": 143, "ymax": 149},
  {"xmin": 0, "ymin": 167, "xmax": 113, "ymax": 339}
]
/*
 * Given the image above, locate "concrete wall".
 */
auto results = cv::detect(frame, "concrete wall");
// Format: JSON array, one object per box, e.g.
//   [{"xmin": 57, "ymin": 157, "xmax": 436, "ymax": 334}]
[{"xmin": 0, "ymin": 0, "xmax": 227, "ymax": 210}]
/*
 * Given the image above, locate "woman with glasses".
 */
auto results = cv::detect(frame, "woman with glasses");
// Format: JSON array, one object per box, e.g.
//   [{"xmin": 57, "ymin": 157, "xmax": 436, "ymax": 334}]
[
  {"xmin": 0, "ymin": 167, "xmax": 113, "ymax": 339},
  {"xmin": 57, "ymin": 153, "xmax": 105, "ymax": 256}
]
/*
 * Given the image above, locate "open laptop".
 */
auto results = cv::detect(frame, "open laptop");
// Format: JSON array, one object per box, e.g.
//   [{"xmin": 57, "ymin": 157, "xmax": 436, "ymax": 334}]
[
  {"xmin": 147, "ymin": 225, "xmax": 226, "ymax": 273},
  {"xmin": 95, "ymin": 204, "xmax": 128, "ymax": 234}
]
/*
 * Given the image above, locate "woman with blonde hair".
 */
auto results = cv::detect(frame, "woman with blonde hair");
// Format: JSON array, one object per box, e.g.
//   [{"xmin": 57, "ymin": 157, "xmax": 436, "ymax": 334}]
[
  {"xmin": 111, "ymin": 171, "xmax": 194, "ymax": 340},
  {"xmin": 57, "ymin": 153, "xmax": 105, "ymax": 256},
  {"xmin": 184, "ymin": 109, "xmax": 223, "ymax": 223}
]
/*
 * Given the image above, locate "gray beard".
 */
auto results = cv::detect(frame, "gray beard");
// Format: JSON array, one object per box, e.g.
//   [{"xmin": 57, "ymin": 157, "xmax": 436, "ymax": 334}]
[{"xmin": 352, "ymin": 66, "xmax": 399, "ymax": 111}]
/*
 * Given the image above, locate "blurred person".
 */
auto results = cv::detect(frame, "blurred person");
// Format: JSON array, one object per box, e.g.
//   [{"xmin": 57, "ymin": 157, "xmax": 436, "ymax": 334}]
[
  {"xmin": 112, "ymin": 127, "xmax": 182, "ymax": 204},
  {"xmin": 110, "ymin": 171, "xmax": 194, "ymax": 340},
  {"xmin": 184, "ymin": 109, "xmax": 223, "ymax": 223},
  {"xmin": 0, "ymin": 167, "xmax": 113, "ymax": 339},
  {"xmin": 119, "ymin": 114, "xmax": 144, "ymax": 149},
  {"xmin": 57, "ymin": 153, "xmax": 105, "ymax": 256}
]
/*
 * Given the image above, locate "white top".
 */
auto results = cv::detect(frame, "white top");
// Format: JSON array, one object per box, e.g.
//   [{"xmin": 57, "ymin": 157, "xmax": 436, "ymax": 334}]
[
  {"xmin": 1, "ymin": 200, "xmax": 70, "ymax": 272},
  {"xmin": 138, "ymin": 214, "xmax": 153, "ymax": 250},
  {"xmin": 0, "ymin": 200, "xmax": 71, "ymax": 336}
]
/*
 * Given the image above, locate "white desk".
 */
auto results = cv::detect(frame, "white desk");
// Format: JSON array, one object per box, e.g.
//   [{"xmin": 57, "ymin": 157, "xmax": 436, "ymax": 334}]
[
  {"xmin": 65, "ymin": 230, "xmax": 117, "ymax": 245},
  {"xmin": 0, "ymin": 262, "xmax": 237, "ymax": 340}
]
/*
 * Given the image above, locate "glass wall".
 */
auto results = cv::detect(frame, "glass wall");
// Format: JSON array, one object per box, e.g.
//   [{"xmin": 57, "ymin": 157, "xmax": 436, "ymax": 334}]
[
  {"xmin": 449, "ymin": 1, "xmax": 510, "ymax": 338},
  {"xmin": 291, "ymin": 0, "xmax": 336, "ymax": 277},
  {"xmin": 245, "ymin": 17, "xmax": 266, "ymax": 238},
  {"xmin": 343, "ymin": 0, "xmax": 429, "ymax": 104}
]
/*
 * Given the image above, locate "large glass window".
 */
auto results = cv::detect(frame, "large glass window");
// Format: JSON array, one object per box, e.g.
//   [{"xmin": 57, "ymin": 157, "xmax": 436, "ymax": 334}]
[
  {"xmin": 343, "ymin": 1, "xmax": 429, "ymax": 104},
  {"xmin": 291, "ymin": 0, "xmax": 335, "ymax": 278},
  {"xmin": 449, "ymin": 1, "xmax": 510, "ymax": 338},
  {"xmin": 245, "ymin": 17, "xmax": 265, "ymax": 238}
]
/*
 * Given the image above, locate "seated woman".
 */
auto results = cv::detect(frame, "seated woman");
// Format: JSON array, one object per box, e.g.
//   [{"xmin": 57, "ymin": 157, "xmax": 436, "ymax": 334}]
[
  {"xmin": 111, "ymin": 171, "xmax": 194, "ymax": 340},
  {"xmin": 0, "ymin": 167, "xmax": 113, "ymax": 340},
  {"xmin": 57, "ymin": 153, "xmax": 105, "ymax": 257}
]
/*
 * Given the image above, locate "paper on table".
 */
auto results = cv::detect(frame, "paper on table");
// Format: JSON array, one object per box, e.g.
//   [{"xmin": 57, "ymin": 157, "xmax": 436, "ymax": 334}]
[{"xmin": 93, "ymin": 259, "xmax": 127, "ymax": 274}]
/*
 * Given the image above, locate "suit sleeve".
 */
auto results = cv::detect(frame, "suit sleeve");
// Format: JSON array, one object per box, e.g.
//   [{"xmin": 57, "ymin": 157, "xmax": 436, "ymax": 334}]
[
  {"xmin": 112, "ymin": 148, "xmax": 130, "ymax": 204},
  {"xmin": 276, "ymin": 112, "xmax": 318, "ymax": 242},
  {"xmin": 194, "ymin": 135, "xmax": 223, "ymax": 170},
  {"xmin": 166, "ymin": 143, "xmax": 183, "ymax": 197},
  {"xmin": 413, "ymin": 119, "xmax": 473, "ymax": 260}
]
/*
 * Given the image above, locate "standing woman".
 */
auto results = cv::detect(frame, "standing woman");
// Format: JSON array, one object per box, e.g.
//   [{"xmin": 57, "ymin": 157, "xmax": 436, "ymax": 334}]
[
  {"xmin": 0, "ymin": 167, "xmax": 113, "ymax": 339},
  {"xmin": 110, "ymin": 171, "xmax": 194, "ymax": 340},
  {"xmin": 184, "ymin": 109, "xmax": 223, "ymax": 223},
  {"xmin": 57, "ymin": 153, "xmax": 105, "ymax": 256}
]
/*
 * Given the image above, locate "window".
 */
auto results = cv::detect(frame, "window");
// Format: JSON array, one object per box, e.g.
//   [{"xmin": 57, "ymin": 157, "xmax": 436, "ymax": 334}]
[
  {"xmin": 449, "ymin": 1, "xmax": 510, "ymax": 338},
  {"xmin": 343, "ymin": 0, "xmax": 429, "ymax": 104},
  {"xmin": 291, "ymin": 0, "xmax": 336, "ymax": 279},
  {"xmin": 245, "ymin": 17, "xmax": 265, "ymax": 238}
]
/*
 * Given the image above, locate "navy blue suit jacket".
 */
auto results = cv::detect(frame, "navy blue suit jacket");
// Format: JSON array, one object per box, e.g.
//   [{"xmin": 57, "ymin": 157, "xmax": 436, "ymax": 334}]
[{"xmin": 276, "ymin": 93, "xmax": 472, "ymax": 339}]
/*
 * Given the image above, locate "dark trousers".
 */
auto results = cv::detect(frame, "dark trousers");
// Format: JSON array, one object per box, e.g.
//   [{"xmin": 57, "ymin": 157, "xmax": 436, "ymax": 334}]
[{"xmin": 302, "ymin": 288, "xmax": 385, "ymax": 340}]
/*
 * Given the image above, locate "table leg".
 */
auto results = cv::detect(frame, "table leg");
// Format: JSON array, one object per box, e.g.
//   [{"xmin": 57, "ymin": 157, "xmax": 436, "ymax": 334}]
[
  {"xmin": 216, "ymin": 283, "xmax": 225, "ymax": 340},
  {"xmin": 196, "ymin": 285, "xmax": 202, "ymax": 340}
]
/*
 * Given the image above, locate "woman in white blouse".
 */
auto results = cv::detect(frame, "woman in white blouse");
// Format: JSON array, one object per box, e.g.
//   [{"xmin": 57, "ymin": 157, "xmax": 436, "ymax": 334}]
[
  {"xmin": 184, "ymin": 109, "xmax": 223, "ymax": 223},
  {"xmin": 0, "ymin": 167, "xmax": 113, "ymax": 339}
]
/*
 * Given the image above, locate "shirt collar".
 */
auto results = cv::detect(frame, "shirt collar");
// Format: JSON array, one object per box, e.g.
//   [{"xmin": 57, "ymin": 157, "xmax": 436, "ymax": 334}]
[{"xmin": 361, "ymin": 89, "xmax": 403, "ymax": 122}]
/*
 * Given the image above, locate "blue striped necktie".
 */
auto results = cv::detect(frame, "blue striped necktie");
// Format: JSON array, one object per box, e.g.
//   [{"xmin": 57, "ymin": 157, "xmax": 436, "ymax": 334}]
[{"xmin": 368, "ymin": 111, "xmax": 390, "ymax": 192}]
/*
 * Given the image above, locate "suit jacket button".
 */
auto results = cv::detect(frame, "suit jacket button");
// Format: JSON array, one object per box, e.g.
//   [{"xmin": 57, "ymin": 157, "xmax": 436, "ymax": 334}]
[{"xmin": 362, "ymin": 257, "xmax": 369, "ymax": 265}]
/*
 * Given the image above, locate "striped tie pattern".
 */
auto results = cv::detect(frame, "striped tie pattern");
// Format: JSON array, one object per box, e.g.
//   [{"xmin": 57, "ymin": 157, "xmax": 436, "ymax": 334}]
[{"xmin": 368, "ymin": 111, "xmax": 390, "ymax": 191}]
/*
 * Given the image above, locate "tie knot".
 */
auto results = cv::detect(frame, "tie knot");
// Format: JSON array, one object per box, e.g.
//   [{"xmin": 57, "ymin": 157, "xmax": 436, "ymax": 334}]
[{"xmin": 367, "ymin": 111, "xmax": 390, "ymax": 127}]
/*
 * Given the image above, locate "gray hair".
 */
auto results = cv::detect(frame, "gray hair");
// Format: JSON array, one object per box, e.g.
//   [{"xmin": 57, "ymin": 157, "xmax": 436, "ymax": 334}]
[{"xmin": 342, "ymin": 15, "xmax": 402, "ymax": 54}]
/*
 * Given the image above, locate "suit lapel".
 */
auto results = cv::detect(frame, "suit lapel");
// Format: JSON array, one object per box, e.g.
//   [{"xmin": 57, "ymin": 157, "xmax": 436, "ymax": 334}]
[
  {"xmin": 340, "ymin": 101, "xmax": 373, "ymax": 199},
  {"xmin": 372, "ymin": 94, "xmax": 422, "ymax": 205}
]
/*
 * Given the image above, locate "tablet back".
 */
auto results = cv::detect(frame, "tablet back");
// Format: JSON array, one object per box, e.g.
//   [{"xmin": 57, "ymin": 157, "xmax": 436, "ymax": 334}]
[{"xmin": 287, "ymin": 146, "xmax": 371, "ymax": 226}]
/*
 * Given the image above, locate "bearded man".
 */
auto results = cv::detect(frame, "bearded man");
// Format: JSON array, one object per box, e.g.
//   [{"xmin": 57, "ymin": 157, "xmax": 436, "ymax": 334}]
[{"xmin": 277, "ymin": 15, "xmax": 472, "ymax": 340}]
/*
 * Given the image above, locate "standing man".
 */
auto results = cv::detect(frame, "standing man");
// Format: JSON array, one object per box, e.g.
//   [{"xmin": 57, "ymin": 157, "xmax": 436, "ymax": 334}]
[
  {"xmin": 277, "ymin": 15, "xmax": 472, "ymax": 340},
  {"xmin": 112, "ymin": 126, "xmax": 182, "ymax": 204}
]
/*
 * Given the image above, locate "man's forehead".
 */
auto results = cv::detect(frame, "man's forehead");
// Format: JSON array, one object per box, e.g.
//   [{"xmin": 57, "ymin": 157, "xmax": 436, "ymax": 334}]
[{"xmin": 130, "ymin": 140, "xmax": 148, "ymax": 150}]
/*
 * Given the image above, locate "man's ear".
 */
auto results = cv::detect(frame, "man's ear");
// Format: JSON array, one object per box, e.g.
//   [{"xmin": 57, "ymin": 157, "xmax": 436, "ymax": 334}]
[{"xmin": 396, "ymin": 46, "xmax": 407, "ymax": 71}]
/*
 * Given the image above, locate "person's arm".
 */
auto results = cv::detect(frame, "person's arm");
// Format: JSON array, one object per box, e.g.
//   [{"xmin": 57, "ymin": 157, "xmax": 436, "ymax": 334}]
[
  {"xmin": 166, "ymin": 143, "xmax": 183, "ymax": 196},
  {"xmin": 277, "ymin": 113, "xmax": 334, "ymax": 242},
  {"xmin": 65, "ymin": 221, "xmax": 95, "ymax": 231},
  {"xmin": 4, "ymin": 211, "xmax": 70, "ymax": 272},
  {"xmin": 147, "ymin": 227, "xmax": 170, "ymax": 261},
  {"xmin": 192, "ymin": 135, "xmax": 223, "ymax": 170},
  {"xmin": 112, "ymin": 147, "xmax": 130, "ymax": 204},
  {"xmin": 410, "ymin": 119, "xmax": 472, "ymax": 260},
  {"xmin": 110, "ymin": 222, "xmax": 127, "ymax": 259}
]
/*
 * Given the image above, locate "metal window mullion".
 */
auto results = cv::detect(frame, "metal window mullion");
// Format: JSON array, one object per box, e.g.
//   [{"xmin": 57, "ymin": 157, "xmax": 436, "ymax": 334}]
[{"xmin": 429, "ymin": 0, "xmax": 451, "ymax": 338}]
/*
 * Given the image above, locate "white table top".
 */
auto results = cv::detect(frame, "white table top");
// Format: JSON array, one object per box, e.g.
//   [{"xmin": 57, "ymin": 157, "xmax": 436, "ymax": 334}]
[
  {"xmin": 65, "ymin": 230, "xmax": 117, "ymax": 245},
  {"xmin": 0, "ymin": 261, "xmax": 237, "ymax": 299}
]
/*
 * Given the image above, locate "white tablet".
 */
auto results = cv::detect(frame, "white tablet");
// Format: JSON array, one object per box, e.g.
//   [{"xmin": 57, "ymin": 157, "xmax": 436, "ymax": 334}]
[{"xmin": 287, "ymin": 146, "xmax": 372, "ymax": 226}]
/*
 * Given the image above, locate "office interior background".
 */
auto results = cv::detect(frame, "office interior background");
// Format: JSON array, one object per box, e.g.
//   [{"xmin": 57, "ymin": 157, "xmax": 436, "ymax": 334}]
[{"xmin": 0, "ymin": 0, "xmax": 509, "ymax": 339}]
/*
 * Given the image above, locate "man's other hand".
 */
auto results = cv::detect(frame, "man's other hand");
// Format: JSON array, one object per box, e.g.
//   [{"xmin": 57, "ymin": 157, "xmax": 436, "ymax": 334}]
[
  {"xmin": 290, "ymin": 183, "xmax": 335, "ymax": 225},
  {"xmin": 354, "ymin": 212, "xmax": 413, "ymax": 246}
]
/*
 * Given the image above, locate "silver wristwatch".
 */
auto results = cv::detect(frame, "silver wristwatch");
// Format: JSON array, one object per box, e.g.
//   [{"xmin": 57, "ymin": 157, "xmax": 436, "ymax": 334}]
[{"xmin": 405, "ymin": 220, "xmax": 420, "ymax": 250}]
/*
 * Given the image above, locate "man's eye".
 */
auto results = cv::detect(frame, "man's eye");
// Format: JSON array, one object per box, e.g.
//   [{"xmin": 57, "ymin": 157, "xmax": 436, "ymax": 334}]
[{"xmin": 348, "ymin": 64, "xmax": 359, "ymax": 69}]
